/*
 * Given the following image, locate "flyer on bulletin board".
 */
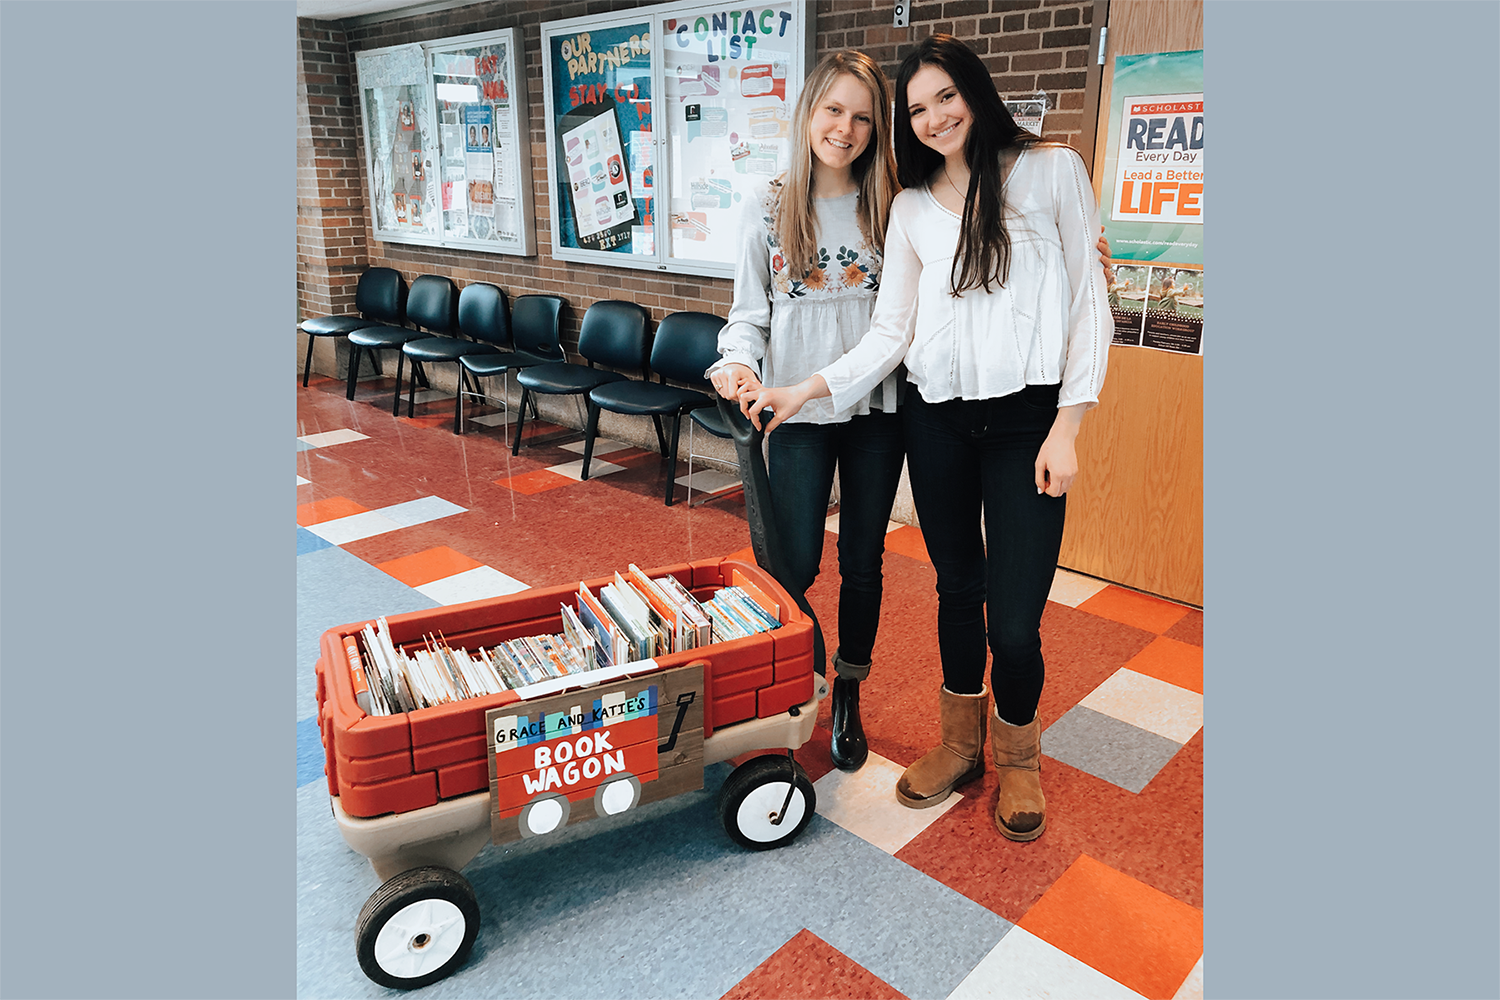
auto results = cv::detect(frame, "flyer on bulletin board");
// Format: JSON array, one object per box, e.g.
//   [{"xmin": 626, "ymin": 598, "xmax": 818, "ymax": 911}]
[{"xmin": 1100, "ymin": 50, "xmax": 1204, "ymax": 354}]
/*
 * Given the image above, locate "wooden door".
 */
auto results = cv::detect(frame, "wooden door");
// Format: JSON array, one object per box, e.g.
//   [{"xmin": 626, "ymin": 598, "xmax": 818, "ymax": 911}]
[{"xmin": 1060, "ymin": 0, "xmax": 1204, "ymax": 606}]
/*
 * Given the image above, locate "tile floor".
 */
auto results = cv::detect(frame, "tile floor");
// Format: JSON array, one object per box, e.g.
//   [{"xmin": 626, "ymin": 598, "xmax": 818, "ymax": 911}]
[{"xmin": 297, "ymin": 372, "xmax": 1203, "ymax": 998}]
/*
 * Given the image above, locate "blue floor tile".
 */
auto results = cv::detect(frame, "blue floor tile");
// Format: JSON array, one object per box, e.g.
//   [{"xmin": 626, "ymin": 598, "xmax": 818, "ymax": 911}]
[
  {"xmin": 296, "ymin": 763, "xmax": 1007, "ymax": 998},
  {"xmin": 297, "ymin": 716, "xmax": 325, "ymax": 788},
  {"xmin": 297, "ymin": 527, "xmax": 332, "ymax": 556}
]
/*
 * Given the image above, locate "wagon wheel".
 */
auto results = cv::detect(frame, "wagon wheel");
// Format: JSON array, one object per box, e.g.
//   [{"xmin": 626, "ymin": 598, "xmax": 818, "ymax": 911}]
[
  {"xmin": 355, "ymin": 866, "xmax": 479, "ymax": 990},
  {"xmin": 718, "ymin": 753, "xmax": 816, "ymax": 851}
]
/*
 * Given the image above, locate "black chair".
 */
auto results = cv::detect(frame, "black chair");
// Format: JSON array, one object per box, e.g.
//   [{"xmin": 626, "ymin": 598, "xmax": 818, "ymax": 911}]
[
  {"xmin": 456, "ymin": 294, "xmax": 567, "ymax": 438},
  {"xmin": 511, "ymin": 300, "xmax": 651, "ymax": 457},
  {"xmin": 297, "ymin": 267, "xmax": 406, "ymax": 390},
  {"xmin": 584, "ymin": 312, "xmax": 725, "ymax": 506},
  {"xmin": 684, "ymin": 404, "xmax": 744, "ymax": 507},
  {"xmin": 401, "ymin": 282, "xmax": 509, "ymax": 429},
  {"xmin": 348, "ymin": 274, "xmax": 458, "ymax": 415}
]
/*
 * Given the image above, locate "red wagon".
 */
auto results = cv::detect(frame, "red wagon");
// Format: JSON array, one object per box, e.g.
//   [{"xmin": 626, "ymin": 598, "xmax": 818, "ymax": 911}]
[{"xmin": 315, "ymin": 555, "xmax": 827, "ymax": 989}]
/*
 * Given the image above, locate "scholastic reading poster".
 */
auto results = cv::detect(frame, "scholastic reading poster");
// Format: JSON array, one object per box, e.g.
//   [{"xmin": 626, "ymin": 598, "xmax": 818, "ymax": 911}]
[
  {"xmin": 549, "ymin": 22, "xmax": 654, "ymax": 254},
  {"xmin": 664, "ymin": 3, "xmax": 797, "ymax": 262},
  {"xmin": 1099, "ymin": 50, "xmax": 1203, "ymax": 354}
]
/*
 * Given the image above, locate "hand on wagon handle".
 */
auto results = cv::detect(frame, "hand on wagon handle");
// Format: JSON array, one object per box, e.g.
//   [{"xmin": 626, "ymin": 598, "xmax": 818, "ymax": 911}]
[
  {"xmin": 710, "ymin": 362, "xmax": 761, "ymax": 400},
  {"xmin": 739, "ymin": 375, "xmax": 830, "ymax": 433}
]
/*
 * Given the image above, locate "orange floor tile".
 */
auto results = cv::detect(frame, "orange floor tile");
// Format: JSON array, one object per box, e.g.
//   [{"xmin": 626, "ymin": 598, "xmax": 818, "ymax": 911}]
[
  {"xmin": 1018, "ymin": 853, "xmax": 1202, "ymax": 999},
  {"xmin": 1123, "ymin": 636, "xmax": 1204, "ymax": 694},
  {"xmin": 495, "ymin": 469, "xmax": 574, "ymax": 495},
  {"xmin": 295, "ymin": 495, "xmax": 369, "ymax": 526},
  {"xmin": 1078, "ymin": 586, "xmax": 1192, "ymax": 635},
  {"xmin": 376, "ymin": 545, "xmax": 485, "ymax": 587},
  {"xmin": 884, "ymin": 525, "xmax": 931, "ymax": 563}
]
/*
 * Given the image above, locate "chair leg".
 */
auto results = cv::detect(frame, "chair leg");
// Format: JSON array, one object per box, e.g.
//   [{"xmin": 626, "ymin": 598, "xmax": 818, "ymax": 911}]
[
  {"xmin": 303, "ymin": 333, "xmax": 317, "ymax": 387},
  {"xmin": 392, "ymin": 350, "xmax": 406, "ymax": 416},
  {"xmin": 664, "ymin": 413, "xmax": 683, "ymax": 506},
  {"xmin": 649, "ymin": 414, "xmax": 668, "ymax": 456},
  {"xmin": 407, "ymin": 354, "xmax": 419, "ymax": 417},
  {"xmin": 454, "ymin": 371, "xmax": 466, "ymax": 435},
  {"xmin": 345, "ymin": 345, "xmax": 362, "ymax": 400},
  {"xmin": 512, "ymin": 387, "xmax": 531, "ymax": 455},
  {"xmin": 581, "ymin": 401, "xmax": 602, "ymax": 480}
]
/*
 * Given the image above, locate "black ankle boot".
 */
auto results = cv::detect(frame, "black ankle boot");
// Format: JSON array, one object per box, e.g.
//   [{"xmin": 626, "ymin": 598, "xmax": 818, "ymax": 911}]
[{"xmin": 830, "ymin": 676, "xmax": 868, "ymax": 771}]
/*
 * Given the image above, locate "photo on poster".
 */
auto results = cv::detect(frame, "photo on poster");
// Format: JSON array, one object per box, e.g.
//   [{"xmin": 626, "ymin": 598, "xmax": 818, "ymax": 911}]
[
  {"xmin": 1108, "ymin": 263, "xmax": 1149, "ymax": 347},
  {"xmin": 1142, "ymin": 266, "xmax": 1204, "ymax": 355},
  {"xmin": 1002, "ymin": 97, "xmax": 1046, "ymax": 136}
]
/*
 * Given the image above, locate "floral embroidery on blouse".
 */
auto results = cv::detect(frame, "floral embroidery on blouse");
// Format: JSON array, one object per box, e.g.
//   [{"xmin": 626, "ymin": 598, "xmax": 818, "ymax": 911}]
[{"xmin": 761, "ymin": 188, "xmax": 882, "ymax": 299}]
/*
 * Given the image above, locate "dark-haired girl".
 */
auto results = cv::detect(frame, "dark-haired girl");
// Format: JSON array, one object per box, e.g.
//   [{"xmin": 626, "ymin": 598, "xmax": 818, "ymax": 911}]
[{"xmin": 741, "ymin": 35, "xmax": 1112, "ymax": 841}]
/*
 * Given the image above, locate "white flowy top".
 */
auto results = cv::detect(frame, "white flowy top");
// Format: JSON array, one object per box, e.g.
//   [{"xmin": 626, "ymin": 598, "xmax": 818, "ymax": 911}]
[
  {"xmin": 817, "ymin": 144, "xmax": 1112, "ymax": 413},
  {"xmin": 713, "ymin": 186, "xmax": 903, "ymax": 425}
]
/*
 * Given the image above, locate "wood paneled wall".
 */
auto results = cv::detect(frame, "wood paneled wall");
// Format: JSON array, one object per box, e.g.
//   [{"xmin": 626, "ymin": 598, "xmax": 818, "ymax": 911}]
[{"xmin": 1058, "ymin": 0, "xmax": 1204, "ymax": 605}]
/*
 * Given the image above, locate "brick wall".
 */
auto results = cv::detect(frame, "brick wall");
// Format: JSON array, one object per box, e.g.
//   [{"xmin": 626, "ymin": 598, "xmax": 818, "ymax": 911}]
[
  {"xmin": 294, "ymin": 0, "xmax": 1096, "ymax": 354},
  {"xmin": 297, "ymin": 19, "xmax": 369, "ymax": 325}
]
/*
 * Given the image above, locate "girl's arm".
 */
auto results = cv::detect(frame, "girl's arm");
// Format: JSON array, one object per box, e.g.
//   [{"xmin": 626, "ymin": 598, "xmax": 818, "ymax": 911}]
[
  {"xmin": 710, "ymin": 193, "xmax": 777, "ymax": 397},
  {"xmin": 1036, "ymin": 148, "xmax": 1114, "ymax": 496}
]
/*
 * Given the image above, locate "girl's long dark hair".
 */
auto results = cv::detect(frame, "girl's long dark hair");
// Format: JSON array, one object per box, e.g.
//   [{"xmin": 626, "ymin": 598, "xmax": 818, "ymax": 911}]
[{"xmin": 894, "ymin": 34, "xmax": 1039, "ymax": 295}]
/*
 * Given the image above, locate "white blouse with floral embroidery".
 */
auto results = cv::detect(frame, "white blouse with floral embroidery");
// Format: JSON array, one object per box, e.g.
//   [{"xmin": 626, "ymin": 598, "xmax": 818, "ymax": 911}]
[{"xmin": 712, "ymin": 185, "xmax": 903, "ymax": 425}]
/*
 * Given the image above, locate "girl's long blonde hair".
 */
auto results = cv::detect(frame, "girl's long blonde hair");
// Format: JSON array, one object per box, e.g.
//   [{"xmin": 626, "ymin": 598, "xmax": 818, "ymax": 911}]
[{"xmin": 774, "ymin": 51, "xmax": 899, "ymax": 278}]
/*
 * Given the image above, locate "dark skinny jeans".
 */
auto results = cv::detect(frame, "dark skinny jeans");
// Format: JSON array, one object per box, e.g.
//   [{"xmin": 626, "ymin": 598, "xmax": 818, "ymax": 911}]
[
  {"xmin": 767, "ymin": 409, "xmax": 906, "ymax": 673},
  {"xmin": 902, "ymin": 385, "xmax": 1066, "ymax": 725}
]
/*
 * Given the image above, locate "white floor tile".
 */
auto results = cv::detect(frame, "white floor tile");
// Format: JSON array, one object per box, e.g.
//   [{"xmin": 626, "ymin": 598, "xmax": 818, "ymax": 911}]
[
  {"xmin": 466, "ymin": 410, "xmax": 514, "ymax": 427},
  {"xmin": 1047, "ymin": 568, "xmax": 1111, "ymax": 608},
  {"xmin": 1078, "ymin": 668, "xmax": 1203, "ymax": 745},
  {"xmin": 812, "ymin": 752, "xmax": 962, "ymax": 855},
  {"xmin": 560, "ymin": 437, "xmax": 631, "ymax": 456},
  {"xmin": 296, "ymin": 475, "xmax": 311, "ymax": 486},
  {"xmin": 1172, "ymin": 955, "xmax": 1203, "ymax": 1000},
  {"xmin": 946, "ymin": 927, "xmax": 1148, "ymax": 1000},
  {"xmin": 381, "ymin": 495, "xmax": 466, "ymax": 527},
  {"xmin": 409, "ymin": 388, "xmax": 452, "ymax": 404},
  {"xmin": 297, "ymin": 428, "xmax": 370, "ymax": 448},
  {"xmin": 304, "ymin": 510, "xmax": 404, "ymax": 545},
  {"xmin": 417, "ymin": 566, "xmax": 531, "ymax": 605},
  {"xmin": 675, "ymin": 469, "xmax": 741, "ymax": 493},
  {"xmin": 547, "ymin": 458, "xmax": 625, "ymax": 481}
]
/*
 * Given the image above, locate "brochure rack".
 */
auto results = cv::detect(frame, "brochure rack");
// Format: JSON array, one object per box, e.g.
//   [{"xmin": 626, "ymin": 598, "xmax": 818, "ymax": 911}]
[{"xmin": 315, "ymin": 554, "xmax": 827, "ymax": 990}]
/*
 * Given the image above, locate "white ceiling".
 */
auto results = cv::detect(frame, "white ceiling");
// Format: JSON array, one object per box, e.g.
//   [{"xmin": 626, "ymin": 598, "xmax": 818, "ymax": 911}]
[{"xmin": 296, "ymin": 0, "xmax": 437, "ymax": 22}]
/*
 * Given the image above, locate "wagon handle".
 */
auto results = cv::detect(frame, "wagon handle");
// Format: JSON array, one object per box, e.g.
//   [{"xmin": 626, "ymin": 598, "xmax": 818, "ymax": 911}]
[
  {"xmin": 657, "ymin": 690, "xmax": 697, "ymax": 754},
  {"xmin": 768, "ymin": 749, "xmax": 798, "ymax": 826}
]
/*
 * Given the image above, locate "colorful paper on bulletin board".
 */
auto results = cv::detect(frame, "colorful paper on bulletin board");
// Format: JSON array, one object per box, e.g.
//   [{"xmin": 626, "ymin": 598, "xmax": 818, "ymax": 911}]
[
  {"xmin": 549, "ymin": 22, "xmax": 653, "ymax": 254},
  {"xmin": 1099, "ymin": 50, "xmax": 1203, "ymax": 267},
  {"xmin": 663, "ymin": 3, "xmax": 797, "ymax": 263}
]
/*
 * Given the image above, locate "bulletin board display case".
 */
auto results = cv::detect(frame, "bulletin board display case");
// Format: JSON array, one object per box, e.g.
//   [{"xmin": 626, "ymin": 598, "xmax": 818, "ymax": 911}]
[
  {"xmin": 355, "ymin": 28, "xmax": 536, "ymax": 256},
  {"xmin": 541, "ymin": 1, "xmax": 814, "ymax": 278}
]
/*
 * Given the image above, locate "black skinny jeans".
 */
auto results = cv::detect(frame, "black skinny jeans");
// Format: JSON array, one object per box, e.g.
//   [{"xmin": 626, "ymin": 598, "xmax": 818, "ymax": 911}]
[
  {"xmin": 903, "ymin": 385, "xmax": 1066, "ymax": 725},
  {"xmin": 767, "ymin": 409, "xmax": 906, "ymax": 673}
]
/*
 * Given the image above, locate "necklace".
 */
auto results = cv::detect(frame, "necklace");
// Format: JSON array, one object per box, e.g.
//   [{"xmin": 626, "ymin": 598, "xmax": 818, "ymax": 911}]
[{"xmin": 942, "ymin": 166, "xmax": 968, "ymax": 202}]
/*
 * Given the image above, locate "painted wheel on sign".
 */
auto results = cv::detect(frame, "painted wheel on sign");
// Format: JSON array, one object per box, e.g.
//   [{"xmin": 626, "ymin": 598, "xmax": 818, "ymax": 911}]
[
  {"xmin": 518, "ymin": 791, "xmax": 572, "ymax": 838},
  {"xmin": 593, "ymin": 772, "xmax": 642, "ymax": 817},
  {"xmin": 717, "ymin": 754, "xmax": 816, "ymax": 851},
  {"xmin": 355, "ymin": 866, "xmax": 479, "ymax": 990}
]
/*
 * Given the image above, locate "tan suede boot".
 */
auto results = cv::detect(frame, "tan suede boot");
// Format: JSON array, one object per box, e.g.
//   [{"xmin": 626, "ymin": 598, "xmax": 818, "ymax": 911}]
[
  {"xmin": 990, "ymin": 706, "xmax": 1046, "ymax": 841},
  {"xmin": 896, "ymin": 686, "xmax": 988, "ymax": 809}
]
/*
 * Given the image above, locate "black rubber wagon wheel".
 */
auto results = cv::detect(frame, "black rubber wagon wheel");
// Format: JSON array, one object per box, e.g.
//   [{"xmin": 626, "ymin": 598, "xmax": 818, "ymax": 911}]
[
  {"xmin": 355, "ymin": 866, "xmax": 480, "ymax": 990},
  {"xmin": 718, "ymin": 753, "xmax": 816, "ymax": 851}
]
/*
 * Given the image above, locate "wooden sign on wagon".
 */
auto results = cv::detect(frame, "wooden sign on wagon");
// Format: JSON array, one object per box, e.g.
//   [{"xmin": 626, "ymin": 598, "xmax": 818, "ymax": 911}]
[{"xmin": 485, "ymin": 662, "xmax": 705, "ymax": 844}]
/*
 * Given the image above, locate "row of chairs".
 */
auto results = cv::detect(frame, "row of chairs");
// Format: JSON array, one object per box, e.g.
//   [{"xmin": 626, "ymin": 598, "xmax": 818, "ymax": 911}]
[{"xmin": 297, "ymin": 268, "xmax": 741, "ymax": 506}]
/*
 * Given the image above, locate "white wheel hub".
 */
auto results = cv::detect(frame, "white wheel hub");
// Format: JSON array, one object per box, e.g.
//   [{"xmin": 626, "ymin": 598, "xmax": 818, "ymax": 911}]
[
  {"xmin": 735, "ymin": 781, "xmax": 806, "ymax": 843},
  {"xmin": 599, "ymin": 778, "xmax": 635, "ymax": 815},
  {"xmin": 525, "ymin": 797, "xmax": 565, "ymax": 835},
  {"xmin": 372, "ymin": 897, "xmax": 466, "ymax": 979}
]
